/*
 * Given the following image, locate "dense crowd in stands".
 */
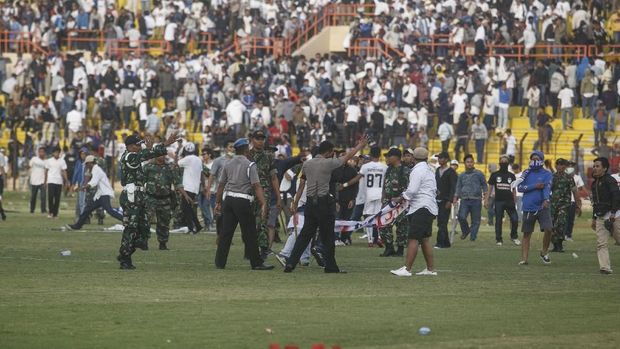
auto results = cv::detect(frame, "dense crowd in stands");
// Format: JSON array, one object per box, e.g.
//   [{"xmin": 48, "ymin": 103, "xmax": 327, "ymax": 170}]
[{"xmin": 0, "ymin": 0, "xmax": 620, "ymax": 182}]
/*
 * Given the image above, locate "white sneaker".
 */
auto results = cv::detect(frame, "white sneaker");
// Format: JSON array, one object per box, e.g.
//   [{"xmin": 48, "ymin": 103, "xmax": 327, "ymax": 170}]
[
  {"xmin": 564, "ymin": 236, "xmax": 573, "ymax": 242},
  {"xmin": 496, "ymin": 242, "xmax": 503, "ymax": 246},
  {"xmin": 415, "ymin": 268, "xmax": 438, "ymax": 276},
  {"xmin": 390, "ymin": 266, "xmax": 412, "ymax": 277},
  {"xmin": 359, "ymin": 234, "xmax": 368, "ymax": 239},
  {"xmin": 334, "ymin": 240, "xmax": 345, "ymax": 246},
  {"xmin": 518, "ymin": 260, "xmax": 528, "ymax": 265},
  {"xmin": 512, "ymin": 238, "xmax": 522, "ymax": 246}
]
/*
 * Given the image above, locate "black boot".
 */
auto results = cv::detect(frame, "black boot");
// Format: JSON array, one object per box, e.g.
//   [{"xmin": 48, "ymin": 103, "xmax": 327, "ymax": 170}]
[
  {"xmin": 551, "ymin": 242, "xmax": 560, "ymax": 252},
  {"xmin": 380, "ymin": 243, "xmax": 396, "ymax": 257},
  {"xmin": 557, "ymin": 241, "xmax": 565, "ymax": 253},
  {"xmin": 394, "ymin": 245, "xmax": 404, "ymax": 257},
  {"xmin": 117, "ymin": 255, "xmax": 135, "ymax": 270},
  {"xmin": 159, "ymin": 242, "xmax": 168, "ymax": 250}
]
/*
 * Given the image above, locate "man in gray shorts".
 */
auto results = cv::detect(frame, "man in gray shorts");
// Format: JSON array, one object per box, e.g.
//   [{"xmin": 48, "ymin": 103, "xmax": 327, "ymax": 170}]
[{"xmin": 516, "ymin": 151, "xmax": 554, "ymax": 265}]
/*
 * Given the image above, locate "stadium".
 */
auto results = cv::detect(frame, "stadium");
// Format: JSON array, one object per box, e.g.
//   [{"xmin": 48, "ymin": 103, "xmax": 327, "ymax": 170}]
[{"xmin": 0, "ymin": 0, "xmax": 619, "ymax": 348}]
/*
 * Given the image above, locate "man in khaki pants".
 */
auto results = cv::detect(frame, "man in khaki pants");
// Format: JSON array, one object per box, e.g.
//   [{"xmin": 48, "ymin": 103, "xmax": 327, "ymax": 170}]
[{"xmin": 590, "ymin": 157, "xmax": 620, "ymax": 275}]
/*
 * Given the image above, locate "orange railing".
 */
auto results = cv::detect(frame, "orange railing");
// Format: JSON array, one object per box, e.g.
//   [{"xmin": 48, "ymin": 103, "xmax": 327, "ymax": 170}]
[
  {"xmin": 106, "ymin": 39, "xmax": 171, "ymax": 57},
  {"xmin": 348, "ymin": 38, "xmax": 403, "ymax": 59},
  {"xmin": 64, "ymin": 29, "xmax": 105, "ymax": 50},
  {"xmin": 0, "ymin": 31, "xmax": 48, "ymax": 55},
  {"xmin": 487, "ymin": 44, "xmax": 588, "ymax": 61},
  {"xmin": 236, "ymin": 36, "xmax": 286, "ymax": 57},
  {"xmin": 196, "ymin": 32, "xmax": 219, "ymax": 53}
]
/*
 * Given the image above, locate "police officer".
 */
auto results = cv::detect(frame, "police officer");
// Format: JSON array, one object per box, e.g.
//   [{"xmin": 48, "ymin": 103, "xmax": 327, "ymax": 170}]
[
  {"xmin": 144, "ymin": 153, "xmax": 189, "ymax": 250},
  {"xmin": 378, "ymin": 148, "xmax": 410, "ymax": 257},
  {"xmin": 117, "ymin": 132, "xmax": 179, "ymax": 270},
  {"xmin": 248, "ymin": 130, "xmax": 283, "ymax": 259},
  {"xmin": 284, "ymin": 137, "xmax": 368, "ymax": 273},
  {"xmin": 214, "ymin": 138, "xmax": 274, "ymax": 270}
]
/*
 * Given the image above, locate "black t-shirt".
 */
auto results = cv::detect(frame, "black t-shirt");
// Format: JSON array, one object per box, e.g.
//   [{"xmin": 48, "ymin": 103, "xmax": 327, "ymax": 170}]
[{"xmin": 488, "ymin": 170, "xmax": 516, "ymax": 203}]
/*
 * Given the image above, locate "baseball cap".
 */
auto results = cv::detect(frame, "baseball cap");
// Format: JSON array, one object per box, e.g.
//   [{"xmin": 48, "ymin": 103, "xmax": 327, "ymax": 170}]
[
  {"xmin": 384, "ymin": 148, "xmax": 402, "ymax": 158},
  {"xmin": 233, "ymin": 138, "xmax": 250, "ymax": 148},
  {"xmin": 412, "ymin": 147, "xmax": 429, "ymax": 160},
  {"xmin": 125, "ymin": 135, "xmax": 143, "ymax": 146},
  {"xmin": 251, "ymin": 130, "xmax": 266, "ymax": 139},
  {"xmin": 555, "ymin": 158, "xmax": 568, "ymax": 166},
  {"xmin": 404, "ymin": 148, "xmax": 415, "ymax": 156},
  {"xmin": 436, "ymin": 151, "xmax": 450, "ymax": 159},
  {"xmin": 184, "ymin": 142, "xmax": 196, "ymax": 153},
  {"xmin": 84, "ymin": 155, "xmax": 96, "ymax": 163},
  {"xmin": 450, "ymin": 159, "xmax": 460, "ymax": 166}
]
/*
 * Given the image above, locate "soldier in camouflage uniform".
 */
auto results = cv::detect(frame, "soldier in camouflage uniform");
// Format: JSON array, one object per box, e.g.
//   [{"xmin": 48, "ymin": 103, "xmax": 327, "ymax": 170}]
[
  {"xmin": 379, "ymin": 148, "xmax": 410, "ymax": 257},
  {"xmin": 248, "ymin": 130, "xmax": 282, "ymax": 260},
  {"xmin": 144, "ymin": 153, "xmax": 187, "ymax": 250},
  {"xmin": 117, "ymin": 132, "xmax": 178, "ymax": 270},
  {"xmin": 550, "ymin": 158, "xmax": 579, "ymax": 253}
]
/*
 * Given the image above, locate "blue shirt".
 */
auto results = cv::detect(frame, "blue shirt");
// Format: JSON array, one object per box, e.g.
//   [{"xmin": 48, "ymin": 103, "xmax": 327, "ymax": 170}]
[
  {"xmin": 499, "ymin": 88, "xmax": 510, "ymax": 104},
  {"xmin": 517, "ymin": 168, "xmax": 552, "ymax": 211}
]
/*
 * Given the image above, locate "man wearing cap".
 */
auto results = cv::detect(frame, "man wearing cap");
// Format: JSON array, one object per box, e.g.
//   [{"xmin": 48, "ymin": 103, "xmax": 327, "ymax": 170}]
[
  {"xmin": 144, "ymin": 153, "xmax": 189, "ymax": 250},
  {"xmin": 284, "ymin": 137, "xmax": 368, "ymax": 273},
  {"xmin": 516, "ymin": 151, "xmax": 553, "ymax": 265},
  {"xmin": 214, "ymin": 138, "xmax": 273, "ymax": 270},
  {"xmin": 391, "ymin": 147, "xmax": 438, "ymax": 277},
  {"xmin": 549, "ymin": 158, "xmax": 581, "ymax": 253},
  {"xmin": 206, "ymin": 140, "xmax": 236, "ymax": 237},
  {"xmin": 487, "ymin": 156, "xmax": 521, "ymax": 246},
  {"xmin": 378, "ymin": 148, "xmax": 410, "ymax": 256},
  {"xmin": 66, "ymin": 155, "xmax": 123, "ymax": 231},
  {"xmin": 117, "ymin": 132, "xmax": 178, "ymax": 270},
  {"xmin": 248, "ymin": 130, "xmax": 283, "ymax": 259},
  {"xmin": 435, "ymin": 152, "xmax": 458, "ymax": 249},
  {"xmin": 176, "ymin": 142, "xmax": 204, "ymax": 234}
]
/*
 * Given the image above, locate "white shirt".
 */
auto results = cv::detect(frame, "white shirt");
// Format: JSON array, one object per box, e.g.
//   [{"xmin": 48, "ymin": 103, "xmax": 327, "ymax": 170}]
[
  {"xmin": 403, "ymin": 161, "xmax": 438, "ymax": 215},
  {"xmin": 45, "ymin": 157, "xmax": 67, "ymax": 185},
  {"xmin": 359, "ymin": 161, "xmax": 388, "ymax": 202},
  {"xmin": 505, "ymin": 135, "xmax": 517, "ymax": 156},
  {"xmin": 88, "ymin": 164, "xmax": 114, "ymax": 200},
  {"xmin": 345, "ymin": 105, "xmax": 362, "ymax": 123},
  {"xmin": 225, "ymin": 100, "xmax": 246, "ymax": 125},
  {"xmin": 513, "ymin": 171, "xmax": 523, "ymax": 197},
  {"xmin": 569, "ymin": 173, "xmax": 585, "ymax": 202},
  {"xmin": 452, "ymin": 93, "xmax": 468, "ymax": 117},
  {"xmin": 29, "ymin": 156, "xmax": 47, "ymax": 185},
  {"xmin": 558, "ymin": 88, "xmax": 574, "ymax": 108},
  {"xmin": 66, "ymin": 110, "xmax": 83, "ymax": 132},
  {"xmin": 164, "ymin": 22, "xmax": 177, "ymax": 41},
  {"xmin": 178, "ymin": 154, "xmax": 203, "ymax": 194}
]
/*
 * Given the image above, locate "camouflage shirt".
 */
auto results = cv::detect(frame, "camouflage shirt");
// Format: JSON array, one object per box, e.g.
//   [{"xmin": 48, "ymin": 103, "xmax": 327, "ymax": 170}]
[
  {"xmin": 551, "ymin": 172, "xmax": 575, "ymax": 207},
  {"xmin": 143, "ymin": 161, "xmax": 182, "ymax": 197},
  {"xmin": 120, "ymin": 144, "xmax": 168, "ymax": 187},
  {"xmin": 383, "ymin": 164, "xmax": 410, "ymax": 200},
  {"xmin": 248, "ymin": 148, "xmax": 276, "ymax": 194}
]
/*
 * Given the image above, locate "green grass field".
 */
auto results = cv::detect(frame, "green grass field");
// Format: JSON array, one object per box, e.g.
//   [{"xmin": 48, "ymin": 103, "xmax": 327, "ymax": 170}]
[{"xmin": 0, "ymin": 191, "xmax": 619, "ymax": 349}]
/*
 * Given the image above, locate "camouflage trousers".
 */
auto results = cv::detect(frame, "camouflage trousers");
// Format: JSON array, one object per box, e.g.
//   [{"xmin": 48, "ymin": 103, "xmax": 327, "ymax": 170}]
[
  {"xmin": 378, "ymin": 199, "xmax": 408, "ymax": 247},
  {"xmin": 551, "ymin": 204, "xmax": 569, "ymax": 243},
  {"xmin": 253, "ymin": 192, "xmax": 271, "ymax": 250},
  {"xmin": 119, "ymin": 191, "xmax": 150, "ymax": 257},
  {"xmin": 147, "ymin": 197, "xmax": 172, "ymax": 243}
]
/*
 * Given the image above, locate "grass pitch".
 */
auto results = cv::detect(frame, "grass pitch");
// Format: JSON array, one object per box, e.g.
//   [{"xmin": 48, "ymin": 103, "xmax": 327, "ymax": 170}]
[{"xmin": 0, "ymin": 191, "xmax": 618, "ymax": 349}]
